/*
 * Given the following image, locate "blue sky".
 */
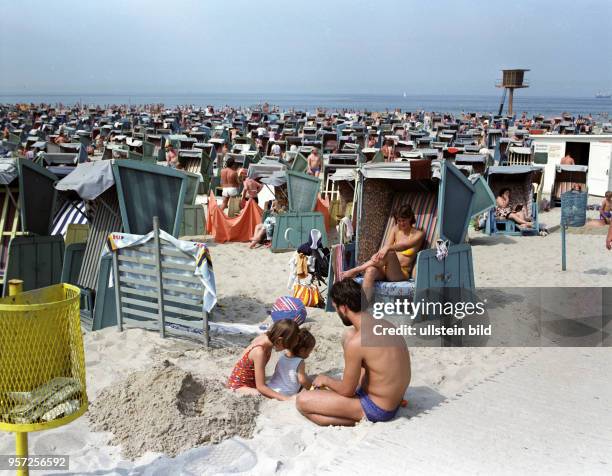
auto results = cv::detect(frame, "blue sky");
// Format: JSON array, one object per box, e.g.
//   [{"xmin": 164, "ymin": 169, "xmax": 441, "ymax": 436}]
[{"xmin": 0, "ymin": 0, "xmax": 610, "ymax": 96}]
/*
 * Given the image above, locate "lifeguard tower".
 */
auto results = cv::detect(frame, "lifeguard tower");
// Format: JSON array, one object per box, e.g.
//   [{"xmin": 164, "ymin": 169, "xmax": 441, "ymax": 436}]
[{"xmin": 496, "ymin": 69, "xmax": 529, "ymax": 116}]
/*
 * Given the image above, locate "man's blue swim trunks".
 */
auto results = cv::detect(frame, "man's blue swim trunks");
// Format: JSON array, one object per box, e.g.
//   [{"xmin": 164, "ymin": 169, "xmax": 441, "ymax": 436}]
[{"xmin": 356, "ymin": 387, "xmax": 399, "ymax": 422}]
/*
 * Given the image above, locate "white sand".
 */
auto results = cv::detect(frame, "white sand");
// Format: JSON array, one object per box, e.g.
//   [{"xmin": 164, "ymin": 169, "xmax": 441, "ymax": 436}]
[{"xmin": 0, "ymin": 208, "xmax": 610, "ymax": 475}]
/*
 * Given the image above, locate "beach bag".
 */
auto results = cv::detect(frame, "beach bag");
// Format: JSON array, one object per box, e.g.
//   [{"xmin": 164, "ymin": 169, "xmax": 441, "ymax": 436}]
[
  {"xmin": 227, "ymin": 196, "xmax": 241, "ymax": 218},
  {"xmin": 297, "ymin": 230, "xmax": 330, "ymax": 285},
  {"xmin": 270, "ymin": 296, "xmax": 307, "ymax": 325},
  {"xmin": 293, "ymin": 283, "xmax": 322, "ymax": 308}
]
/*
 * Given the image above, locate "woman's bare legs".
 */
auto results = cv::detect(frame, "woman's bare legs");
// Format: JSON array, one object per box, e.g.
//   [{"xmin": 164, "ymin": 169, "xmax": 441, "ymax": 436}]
[
  {"xmin": 508, "ymin": 211, "xmax": 532, "ymax": 228},
  {"xmin": 341, "ymin": 259, "xmax": 377, "ymax": 279},
  {"xmin": 361, "ymin": 253, "xmax": 407, "ymax": 302},
  {"xmin": 249, "ymin": 225, "xmax": 266, "ymax": 248}
]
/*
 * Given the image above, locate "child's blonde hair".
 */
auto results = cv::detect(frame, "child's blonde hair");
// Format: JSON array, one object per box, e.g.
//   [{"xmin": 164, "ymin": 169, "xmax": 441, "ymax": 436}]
[{"xmin": 266, "ymin": 320, "xmax": 299, "ymax": 350}]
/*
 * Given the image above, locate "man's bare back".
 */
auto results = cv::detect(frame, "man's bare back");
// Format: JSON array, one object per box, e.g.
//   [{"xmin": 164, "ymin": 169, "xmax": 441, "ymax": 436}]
[
  {"xmin": 347, "ymin": 317, "xmax": 411, "ymax": 412},
  {"xmin": 221, "ymin": 167, "xmax": 238, "ymax": 187}
]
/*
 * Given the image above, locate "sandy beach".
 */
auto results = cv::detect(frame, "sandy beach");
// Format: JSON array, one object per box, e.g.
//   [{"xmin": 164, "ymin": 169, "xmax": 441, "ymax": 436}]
[
  {"xmin": 2, "ymin": 1, "xmax": 612, "ymax": 473},
  {"xmin": 0, "ymin": 206, "xmax": 610, "ymax": 475}
]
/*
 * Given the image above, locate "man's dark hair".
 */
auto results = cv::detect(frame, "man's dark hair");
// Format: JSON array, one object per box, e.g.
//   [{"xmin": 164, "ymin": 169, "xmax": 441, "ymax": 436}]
[
  {"xmin": 499, "ymin": 187, "xmax": 510, "ymax": 197},
  {"xmin": 226, "ymin": 157, "xmax": 235, "ymax": 168},
  {"xmin": 394, "ymin": 204, "xmax": 416, "ymax": 225},
  {"xmin": 329, "ymin": 278, "xmax": 363, "ymax": 313}
]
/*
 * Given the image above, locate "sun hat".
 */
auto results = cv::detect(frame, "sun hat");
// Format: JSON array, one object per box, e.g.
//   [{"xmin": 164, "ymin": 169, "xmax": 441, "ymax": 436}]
[{"xmin": 270, "ymin": 296, "xmax": 307, "ymax": 325}]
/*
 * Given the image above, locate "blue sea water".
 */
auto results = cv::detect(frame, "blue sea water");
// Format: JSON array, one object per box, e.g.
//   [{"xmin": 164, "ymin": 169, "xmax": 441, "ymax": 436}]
[{"xmin": 0, "ymin": 93, "xmax": 611, "ymax": 118}]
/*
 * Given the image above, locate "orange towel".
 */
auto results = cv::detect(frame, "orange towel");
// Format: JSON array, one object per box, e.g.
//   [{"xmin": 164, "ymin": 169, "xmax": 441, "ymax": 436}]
[
  {"xmin": 206, "ymin": 192, "xmax": 263, "ymax": 243},
  {"xmin": 315, "ymin": 195, "xmax": 331, "ymax": 232}
]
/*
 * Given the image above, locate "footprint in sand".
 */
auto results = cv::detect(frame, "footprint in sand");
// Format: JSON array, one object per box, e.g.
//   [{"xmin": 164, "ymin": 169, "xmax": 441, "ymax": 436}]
[
  {"xmin": 33, "ymin": 430, "xmax": 86, "ymax": 454},
  {"xmin": 142, "ymin": 440, "xmax": 257, "ymax": 476},
  {"xmin": 584, "ymin": 268, "xmax": 609, "ymax": 275}
]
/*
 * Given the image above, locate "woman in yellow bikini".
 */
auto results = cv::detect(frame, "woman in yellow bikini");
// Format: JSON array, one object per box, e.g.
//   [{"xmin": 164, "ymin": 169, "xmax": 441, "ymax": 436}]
[{"xmin": 342, "ymin": 204, "xmax": 425, "ymax": 301}]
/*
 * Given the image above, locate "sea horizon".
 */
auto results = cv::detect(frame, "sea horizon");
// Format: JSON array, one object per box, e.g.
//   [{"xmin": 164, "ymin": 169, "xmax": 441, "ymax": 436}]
[{"xmin": 1, "ymin": 92, "xmax": 611, "ymax": 117}]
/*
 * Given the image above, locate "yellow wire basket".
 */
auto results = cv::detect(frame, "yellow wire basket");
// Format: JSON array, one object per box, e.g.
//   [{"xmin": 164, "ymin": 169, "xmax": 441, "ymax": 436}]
[{"xmin": 0, "ymin": 283, "xmax": 88, "ymax": 433}]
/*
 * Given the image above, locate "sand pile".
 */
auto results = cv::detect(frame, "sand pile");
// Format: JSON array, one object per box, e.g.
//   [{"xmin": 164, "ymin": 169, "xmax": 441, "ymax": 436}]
[{"xmin": 88, "ymin": 360, "xmax": 260, "ymax": 459}]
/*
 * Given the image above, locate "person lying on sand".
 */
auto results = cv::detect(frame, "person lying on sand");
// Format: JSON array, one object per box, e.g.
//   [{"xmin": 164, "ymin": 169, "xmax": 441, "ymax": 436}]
[
  {"xmin": 227, "ymin": 320, "xmax": 299, "ymax": 401},
  {"xmin": 341, "ymin": 204, "xmax": 424, "ymax": 302},
  {"xmin": 267, "ymin": 329, "xmax": 315, "ymax": 397},
  {"xmin": 296, "ymin": 279, "xmax": 410, "ymax": 425}
]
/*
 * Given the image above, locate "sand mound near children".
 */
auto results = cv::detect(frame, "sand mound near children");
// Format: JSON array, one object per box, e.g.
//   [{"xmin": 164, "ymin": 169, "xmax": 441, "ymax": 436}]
[{"xmin": 88, "ymin": 360, "xmax": 260, "ymax": 459}]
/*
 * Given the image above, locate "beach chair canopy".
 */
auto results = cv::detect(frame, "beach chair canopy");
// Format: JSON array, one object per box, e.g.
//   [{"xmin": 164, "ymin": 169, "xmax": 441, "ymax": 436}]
[
  {"xmin": 360, "ymin": 161, "xmax": 442, "ymax": 181},
  {"xmin": 437, "ymin": 161, "xmax": 476, "ymax": 244},
  {"xmin": 112, "ymin": 161, "xmax": 187, "ymax": 237},
  {"xmin": 1, "ymin": 158, "xmax": 59, "ymax": 232},
  {"xmin": 248, "ymin": 161, "xmax": 286, "ymax": 180},
  {"xmin": 555, "ymin": 164, "xmax": 588, "ymax": 173},
  {"xmin": 455, "ymin": 154, "xmax": 487, "ymax": 164},
  {"xmin": 286, "ymin": 171, "xmax": 320, "ymax": 213},
  {"xmin": 17, "ymin": 159, "xmax": 59, "ymax": 235},
  {"xmin": 487, "ymin": 165, "xmax": 537, "ymax": 176},
  {"xmin": 55, "ymin": 161, "xmax": 115, "ymax": 201},
  {"xmin": 260, "ymin": 172, "xmax": 287, "ymax": 187},
  {"xmin": 508, "ymin": 146, "xmax": 531, "ymax": 155},
  {"xmin": 0, "ymin": 158, "xmax": 18, "ymax": 185},
  {"xmin": 329, "ymin": 169, "xmax": 358, "ymax": 182}
]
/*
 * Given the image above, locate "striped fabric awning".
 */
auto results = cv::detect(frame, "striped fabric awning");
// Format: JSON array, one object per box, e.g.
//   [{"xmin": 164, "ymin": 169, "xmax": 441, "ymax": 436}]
[{"xmin": 51, "ymin": 200, "xmax": 88, "ymax": 236}]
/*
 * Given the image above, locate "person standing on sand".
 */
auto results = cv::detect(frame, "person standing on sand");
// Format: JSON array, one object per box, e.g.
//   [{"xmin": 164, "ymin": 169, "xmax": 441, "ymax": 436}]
[
  {"xmin": 165, "ymin": 143, "xmax": 178, "ymax": 168},
  {"xmin": 307, "ymin": 148, "xmax": 321, "ymax": 177},
  {"xmin": 242, "ymin": 175, "xmax": 263, "ymax": 204},
  {"xmin": 220, "ymin": 157, "xmax": 240, "ymax": 211},
  {"xmin": 606, "ymin": 221, "xmax": 612, "ymax": 250},
  {"xmin": 296, "ymin": 279, "xmax": 411, "ymax": 425}
]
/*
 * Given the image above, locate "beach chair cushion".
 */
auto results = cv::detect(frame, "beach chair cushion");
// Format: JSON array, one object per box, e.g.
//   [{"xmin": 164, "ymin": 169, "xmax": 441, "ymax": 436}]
[{"xmin": 353, "ymin": 276, "xmax": 415, "ymax": 302}]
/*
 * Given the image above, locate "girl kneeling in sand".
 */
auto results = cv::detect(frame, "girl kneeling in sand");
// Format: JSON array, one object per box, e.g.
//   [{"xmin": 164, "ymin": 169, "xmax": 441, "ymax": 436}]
[{"xmin": 227, "ymin": 320, "xmax": 299, "ymax": 401}]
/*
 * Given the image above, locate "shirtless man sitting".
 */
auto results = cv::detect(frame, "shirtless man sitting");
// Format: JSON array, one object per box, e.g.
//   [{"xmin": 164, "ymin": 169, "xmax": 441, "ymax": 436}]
[
  {"xmin": 341, "ymin": 204, "xmax": 425, "ymax": 302},
  {"xmin": 296, "ymin": 278, "xmax": 411, "ymax": 425},
  {"xmin": 307, "ymin": 148, "xmax": 322, "ymax": 177}
]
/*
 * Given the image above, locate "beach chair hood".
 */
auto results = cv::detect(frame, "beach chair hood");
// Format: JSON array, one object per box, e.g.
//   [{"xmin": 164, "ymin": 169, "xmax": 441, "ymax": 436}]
[
  {"xmin": 437, "ymin": 160, "xmax": 476, "ymax": 244},
  {"xmin": 0, "ymin": 158, "xmax": 18, "ymax": 185},
  {"xmin": 55, "ymin": 161, "xmax": 115, "ymax": 201}
]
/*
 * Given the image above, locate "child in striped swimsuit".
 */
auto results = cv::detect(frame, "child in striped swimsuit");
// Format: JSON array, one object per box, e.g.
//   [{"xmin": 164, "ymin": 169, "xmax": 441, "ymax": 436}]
[{"xmin": 227, "ymin": 319, "xmax": 299, "ymax": 401}]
